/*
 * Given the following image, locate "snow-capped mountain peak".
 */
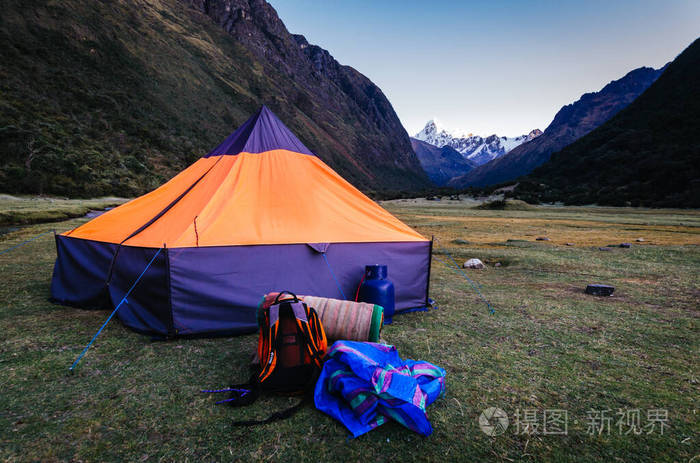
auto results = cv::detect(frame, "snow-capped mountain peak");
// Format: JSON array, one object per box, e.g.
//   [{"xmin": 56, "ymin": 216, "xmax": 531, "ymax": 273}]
[
  {"xmin": 416, "ymin": 118, "xmax": 471, "ymax": 141},
  {"xmin": 427, "ymin": 117, "xmax": 444, "ymax": 132},
  {"xmin": 414, "ymin": 120, "xmax": 541, "ymax": 166}
]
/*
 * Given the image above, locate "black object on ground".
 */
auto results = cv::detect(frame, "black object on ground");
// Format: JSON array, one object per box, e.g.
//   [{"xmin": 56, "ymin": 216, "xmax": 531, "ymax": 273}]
[
  {"xmin": 586, "ymin": 284, "xmax": 615, "ymax": 296},
  {"xmin": 598, "ymin": 247, "xmax": 613, "ymax": 251},
  {"xmin": 620, "ymin": 243, "xmax": 631, "ymax": 248}
]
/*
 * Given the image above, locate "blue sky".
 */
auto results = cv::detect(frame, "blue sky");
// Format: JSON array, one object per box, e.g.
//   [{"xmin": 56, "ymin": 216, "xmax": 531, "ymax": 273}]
[{"xmin": 270, "ymin": 0, "xmax": 699, "ymax": 136}]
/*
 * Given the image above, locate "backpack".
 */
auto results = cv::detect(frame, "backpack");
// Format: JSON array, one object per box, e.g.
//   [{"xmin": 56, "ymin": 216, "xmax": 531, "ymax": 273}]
[
  {"xmin": 203, "ymin": 291, "xmax": 327, "ymax": 425},
  {"xmin": 256, "ymin": 291, "xmax": 327, "ymax": 391}
]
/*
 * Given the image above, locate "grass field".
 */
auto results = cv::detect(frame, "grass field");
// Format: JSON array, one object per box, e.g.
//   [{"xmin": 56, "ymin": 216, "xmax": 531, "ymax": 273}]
[
  {"xmin": 0, "ymin": 195, "xmax": 127, "ymax": 227},
  {"xmin": 0, "ymin": 200, "xmax": 698, "ymax": 462}
]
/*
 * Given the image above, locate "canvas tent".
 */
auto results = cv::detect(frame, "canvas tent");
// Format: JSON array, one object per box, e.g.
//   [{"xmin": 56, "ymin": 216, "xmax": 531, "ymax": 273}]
[{"xmin": 51, "ymin": 106, "xmax": 432, "ymax": 336}]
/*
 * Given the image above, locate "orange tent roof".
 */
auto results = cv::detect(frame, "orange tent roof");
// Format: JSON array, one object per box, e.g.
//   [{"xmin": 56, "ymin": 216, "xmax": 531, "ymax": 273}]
[{"xmin": 64, "ymin": 107, "xmax": 426, "ymax": 248}]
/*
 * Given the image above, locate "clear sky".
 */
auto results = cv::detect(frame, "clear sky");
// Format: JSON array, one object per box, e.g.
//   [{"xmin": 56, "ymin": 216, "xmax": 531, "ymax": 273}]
[{"xmin": 270, "ymin": 0, "xmax": 699, "ymax": 137}]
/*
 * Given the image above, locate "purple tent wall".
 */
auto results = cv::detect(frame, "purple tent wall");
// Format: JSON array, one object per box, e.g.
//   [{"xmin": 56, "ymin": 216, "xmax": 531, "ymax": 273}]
[
  {"xmin": 167, "ymin": 241, "xmax": 430, "ymax": 336},
  {"xmin": 51, "ymin": 235, "xmax": 117, "ymax": 309},
  {"xmin": 50, "ymin": 236, "xmax": 172, "ymax": 334},
  {"xmin": 108, "ymin": 245, "xmax": 172, "ymax": 335},
  {"xmin": 51, "ymin": 236, "xmax": 431, "ymax": 337}
]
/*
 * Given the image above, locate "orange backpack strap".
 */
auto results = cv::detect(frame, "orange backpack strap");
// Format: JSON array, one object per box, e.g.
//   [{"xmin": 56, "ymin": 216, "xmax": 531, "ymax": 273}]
[
  {"xmin": 258, "ymin": 305, "xmax": 281, "ymax": 383},
  {"xmin": 291, "ymin": 302, "xmax": 327, "ymax": 369}
]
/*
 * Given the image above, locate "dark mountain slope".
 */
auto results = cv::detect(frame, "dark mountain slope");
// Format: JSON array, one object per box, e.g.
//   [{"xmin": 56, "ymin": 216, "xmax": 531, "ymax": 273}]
[
  {"xmin": 0, "ymin": 0, "xmax": 430, "ymax": 197},
  {"xmin": 512, "ymin": 38, "xmax": 700, "ymax": 207},
  {"xmin": 410, "ymin": 137, "xmax": 476, "ymax": 186},
  {"xmin": 450, "ymin": 65, "xmax": 665, "ymax": 187}
]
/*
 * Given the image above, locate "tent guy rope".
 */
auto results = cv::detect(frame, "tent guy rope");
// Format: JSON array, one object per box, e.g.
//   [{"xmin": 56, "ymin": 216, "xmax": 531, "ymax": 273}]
[
  {"xmin": 69, "ymin": 247, "xmax": 163, "ymax": 372},
  {"xmin": 0, "ymin": 229, "xmax": 54, "ymax": 257},
  {"xmin": 432, "ymin": 241, "xmax": 495, "ymax": 315},
  {"xmin": 321, "ymin": 252, "xmax": 348, "ymax": 300}
]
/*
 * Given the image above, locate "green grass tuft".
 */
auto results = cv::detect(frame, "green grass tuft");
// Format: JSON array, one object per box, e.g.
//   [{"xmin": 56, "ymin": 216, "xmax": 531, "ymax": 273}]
[{"xmin": 0, "ymin": 196, "xmax": 126, "ymax": 226}]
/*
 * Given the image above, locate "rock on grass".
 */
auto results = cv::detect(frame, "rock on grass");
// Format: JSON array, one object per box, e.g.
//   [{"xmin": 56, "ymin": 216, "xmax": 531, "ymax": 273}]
[
  {"xmin": 463, "ymin": 258, "xmax": 485, "ymax": 269},
  {"xmin": 585, "ymin": 284, "xmax": 615, "ymax": 296}
]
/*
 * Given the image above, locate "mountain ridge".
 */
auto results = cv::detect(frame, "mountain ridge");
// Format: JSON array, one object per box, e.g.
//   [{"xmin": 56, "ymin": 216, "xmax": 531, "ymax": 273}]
[
  {"xmin": 0, "ymin": 0, "xmax": 430, "ymax": 197},
  {"xmin": 414, "ymin": 120, "xmax": 541, "ymax": 166},
  {"xmin": 449, "ymin": 65, "xmax": 666, "ymax": 187},
  {"xmin": 512, "ymin": 38, "xmax": 700, "ymax": 208},
  {"xmin": 410, "ymin": 137, "xmax": 476, "ymax": 186}
]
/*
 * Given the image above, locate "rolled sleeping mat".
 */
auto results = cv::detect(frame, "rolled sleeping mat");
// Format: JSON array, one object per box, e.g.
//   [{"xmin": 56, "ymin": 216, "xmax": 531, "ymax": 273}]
[{"xmin": 259, "ymin": 292, "xmax": 383, "ymax": 342}]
